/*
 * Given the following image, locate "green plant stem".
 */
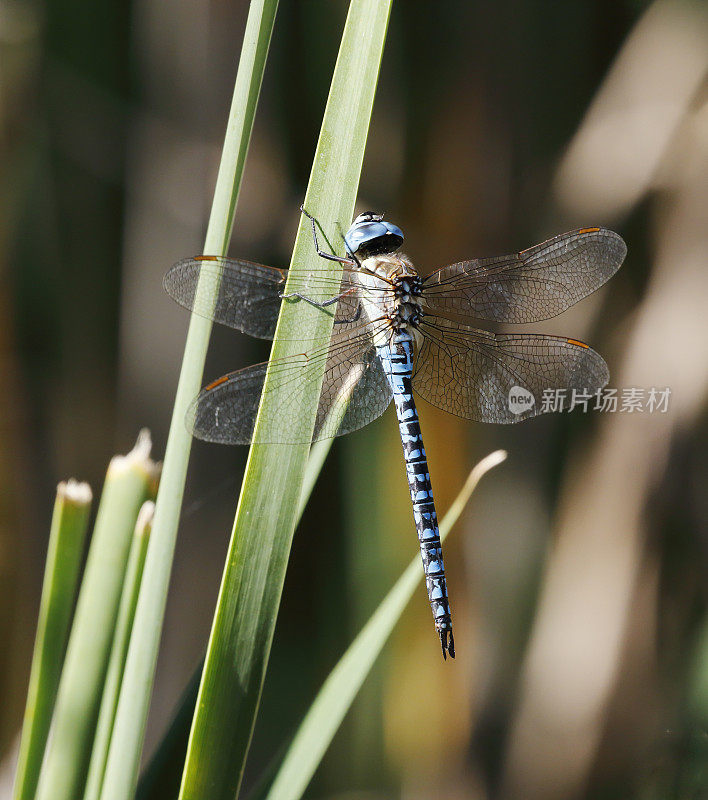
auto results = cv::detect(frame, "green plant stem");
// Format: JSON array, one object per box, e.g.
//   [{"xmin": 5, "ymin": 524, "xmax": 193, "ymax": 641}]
[
  {"xmin": 177, "ymin": 3, "xmax": 393, "ymax": 799},
  {"xmin": 97, "ymin": 5, "xmax": 279, "ymax": 800},
  {"xmin": 83, "ymin": 502, "xmax": 154, "ymax": 800},
  {"xmin": 34, "ymin": 433, "xmax": 158, "ymax": 800},
  {"xmin": 264, "ymin": 450, "xmax": 507, "ymax": 800},
  {"xmin": 12, "ymin": 480, "xmax": 92, "ymax": 800}
]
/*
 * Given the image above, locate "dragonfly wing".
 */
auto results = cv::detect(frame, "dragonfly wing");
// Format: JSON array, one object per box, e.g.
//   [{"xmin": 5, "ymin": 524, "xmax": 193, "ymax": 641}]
[
  {"xmin": 421, "ymin": 228, "xmax": 626, "ymax": 324},
  {"xmin": 164, "ymin": 256, "xmax": 380, "ymax": 340},
  {"xmin": 413, "ymin": 316, "xmax": 609, "ymax": 423},
  {"xmin": 164, "ymin": 256, "xmax": 285, "ymax": 338},
  {"xmin": 189, "ymin": 324, "xmax": 393, "ymax": 444}
]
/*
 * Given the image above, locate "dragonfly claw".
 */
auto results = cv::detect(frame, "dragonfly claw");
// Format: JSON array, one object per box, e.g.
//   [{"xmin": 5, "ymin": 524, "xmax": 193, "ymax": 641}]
[{"xmin": 439, "ymin": 629, "xmax": 455, "ymax": 660}]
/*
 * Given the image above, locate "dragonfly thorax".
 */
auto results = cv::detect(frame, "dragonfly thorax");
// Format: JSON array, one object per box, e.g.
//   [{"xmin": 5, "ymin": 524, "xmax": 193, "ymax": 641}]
[
  {"xmin": 355, "ymin": 253, "xmax": 424, "ymax": 338},
  {"xmin": 394, "ymin": 274, "xmax": 422, "ymax": 301},
  {"xmin": 360, "ymin": 252, "xmax": 418, "ymax": 281}
]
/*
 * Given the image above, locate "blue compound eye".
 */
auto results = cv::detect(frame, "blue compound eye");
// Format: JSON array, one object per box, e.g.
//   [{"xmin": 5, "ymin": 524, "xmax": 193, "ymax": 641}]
[{"xmin": 344, "ymin": 216, "xmax": 404, "ymax": 257}]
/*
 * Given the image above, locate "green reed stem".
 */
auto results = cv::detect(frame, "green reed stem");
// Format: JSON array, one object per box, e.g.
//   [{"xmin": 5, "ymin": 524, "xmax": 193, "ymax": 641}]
[
  {"xmin": 83, "ymin": 502, "xmax": 153, "ymax": 800},
  {"xmin": 12, "ymin": 480, "xmax": 92, "ymax": 800},
  {"xmin": 34, "ymin": 433, "xmax": 158, "ymax": 800}
]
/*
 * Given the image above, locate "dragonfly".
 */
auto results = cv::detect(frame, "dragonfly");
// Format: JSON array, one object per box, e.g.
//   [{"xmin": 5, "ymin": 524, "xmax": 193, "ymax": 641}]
[{"xmin": 164, "ymin": 209, "xmax": 626, "ymax": 659}]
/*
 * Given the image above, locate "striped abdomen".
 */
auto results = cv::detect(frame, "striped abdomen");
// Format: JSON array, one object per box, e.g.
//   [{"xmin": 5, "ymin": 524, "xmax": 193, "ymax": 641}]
[{"xmin": 378, "ymin": 332, "xmax": 455, "ymax": 659}]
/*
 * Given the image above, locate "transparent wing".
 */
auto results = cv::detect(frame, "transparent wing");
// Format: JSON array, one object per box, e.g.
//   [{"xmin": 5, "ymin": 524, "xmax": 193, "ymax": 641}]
[
  {"xmin": 413, "ymin": 315, "xmax": 609, "ymax": 424},
  {"xmin": 164, "ymin": 255, "xmax": 392, "ymax": 340},
  {"xmin": 188, "ymin": 322, "xmax": 393, "ymax": 444},
  {"xmin": 421, "ymin": 228, "xmax": 626, "ymax": 324},
  {"xmin": 163, "ymin": 256, "xmax": 286, "ymax": 339}
]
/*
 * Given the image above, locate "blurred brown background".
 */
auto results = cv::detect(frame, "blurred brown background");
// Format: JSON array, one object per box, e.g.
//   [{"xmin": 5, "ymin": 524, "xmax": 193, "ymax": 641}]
[{"xmin": 1, "ymin": 0, "xmax": 707, "ymax": 798}]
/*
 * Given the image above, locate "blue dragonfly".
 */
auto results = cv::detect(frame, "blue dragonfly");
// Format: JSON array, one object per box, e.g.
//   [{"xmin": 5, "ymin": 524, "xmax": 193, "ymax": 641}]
[{"xmin": 164, "ymin": 210, "xmax": 626, "ymax": 658}]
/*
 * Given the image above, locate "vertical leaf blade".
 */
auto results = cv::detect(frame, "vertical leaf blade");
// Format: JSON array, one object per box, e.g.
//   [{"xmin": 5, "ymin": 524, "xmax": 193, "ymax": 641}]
[{"xmin": 178, "ymin": 2, "xmax": 393, "ymax": 798}]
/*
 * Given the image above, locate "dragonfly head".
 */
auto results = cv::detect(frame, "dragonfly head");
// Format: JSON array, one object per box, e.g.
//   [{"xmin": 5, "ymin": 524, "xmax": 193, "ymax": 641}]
[{"xmin": 344, "ymin": 212, "xmax": 404, "ymax": 258}]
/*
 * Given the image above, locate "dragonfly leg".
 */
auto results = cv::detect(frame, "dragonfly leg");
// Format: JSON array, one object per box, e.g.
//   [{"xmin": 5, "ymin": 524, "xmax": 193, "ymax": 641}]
[
  {"xmin": 280, "ymin": 291, "xmax": 339, "ymax": 307},
  {"xmin": 300, "ymin": 205, "xmax": 356, "ymax": 266},
  {"xmin": 280, "ymin": 285, "xmax": 359, "ymax": 318}
]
